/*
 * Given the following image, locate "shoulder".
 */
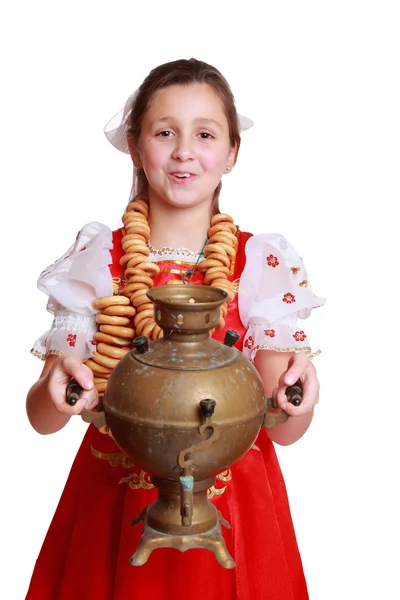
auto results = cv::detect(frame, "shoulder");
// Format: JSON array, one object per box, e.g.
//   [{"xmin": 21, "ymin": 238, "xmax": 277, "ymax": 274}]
[
  {"xmin": 242, "ymin": 232, "xmax": 304, "ymax": 270},
  {"xmin": 75, "ymin": 222, "xmax": 113, "ymax": 247},
  {"xmin": 240, "ymin": 232, "xmax": 303, "ymax": 277},
  {"xmin": 244, "ymin": 232, "xmax": 295, "ymax": 253},
  {"xmin": 238, "ymin": 231, "xmax": 325, "ymax": 326},
  {"xmin": 37, "ymin": 221, "xmax": 114, "ymax": 312},
  {"xmin": 39, "ymin": 222, "xmax": 112, "ymax": 278}
]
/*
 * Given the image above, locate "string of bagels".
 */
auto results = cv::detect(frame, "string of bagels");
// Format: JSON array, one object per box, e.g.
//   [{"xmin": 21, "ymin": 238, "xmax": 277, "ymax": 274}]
[{"xmin": 84, "ymin": 198, "xmax": 238, "ymax": 399}]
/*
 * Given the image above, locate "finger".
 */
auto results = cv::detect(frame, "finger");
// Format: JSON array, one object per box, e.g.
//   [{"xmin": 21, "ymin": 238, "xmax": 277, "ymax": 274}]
[
  {"xmin": 280, "ymin": 378, "xmax": 319, "ymax": 416},
  {"xmin": 58, "ymin": 356, "xmax": 94, "ymax": 391},
  {"xmin": 299, "ymin": 375, "xmax": 320, "ymax": 411},
  {"xmin": 49, "ymin": 357, "xmax": 97, "ymax": 415},
  {"xmin": 65, "ymin": 384, "xmax": 97, "ymax": 410},
  {"xmin": 276, "ymin": 401, "xmax": 301, "ymax": 417},
  {"xmin": 52, "ymin": 391, "xmax": 89, "ymax": 416},
  {"xmin": 57, "ymin": 386, "xmax": 98, "ymax": 415},
  {"xmin": 82, "ymin": 389, "xmax": 100, "ymax": 411},
  {"xmin": 67, "ymin": 395, "xmax": 91, "ymax": 415},
  {"xmin": 274, "ymin": 386, "xmax": 290, "ymax": 411},
  {"xmin": 75, "ymin": 391, "xmax": 99, "ymax": 414},
  {"xmin": 271, "ymin": 387, "xmax": 285, "ymax": 411},
  {"xmin": 283, "ymin": 352, "xmax": 308, "ymax": 386}
]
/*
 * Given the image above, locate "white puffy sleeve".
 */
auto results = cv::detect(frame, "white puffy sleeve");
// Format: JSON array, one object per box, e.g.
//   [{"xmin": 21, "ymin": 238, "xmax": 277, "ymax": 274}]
[
  {"xmin": 238, "ymin": 233, "xmax": 325, "ymax": 362},
  {"xmin": 31, "ymin": 222, "xmax": 114, "ymax": 361}
]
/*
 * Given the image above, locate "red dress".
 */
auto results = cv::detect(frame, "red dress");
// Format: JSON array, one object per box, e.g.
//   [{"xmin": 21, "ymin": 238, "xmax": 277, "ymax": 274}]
[{"xmin": 26, "ymin": 230, "xmax": 308, "ymax": 600}]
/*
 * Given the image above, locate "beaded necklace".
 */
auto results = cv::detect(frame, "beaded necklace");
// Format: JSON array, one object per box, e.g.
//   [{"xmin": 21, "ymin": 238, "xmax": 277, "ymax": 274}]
[{"xmin": 181, "ymin": 237, "xmax": 208, "ymax": 284}]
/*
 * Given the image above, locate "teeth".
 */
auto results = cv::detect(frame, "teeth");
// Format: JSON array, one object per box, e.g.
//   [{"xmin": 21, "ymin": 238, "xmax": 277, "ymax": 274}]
[{"xmin": 174, "ymin": 173, "xmax": 190, "ymax": 178}]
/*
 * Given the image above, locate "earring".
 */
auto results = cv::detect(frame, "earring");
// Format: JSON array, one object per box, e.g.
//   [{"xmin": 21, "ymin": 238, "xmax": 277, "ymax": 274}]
[
  {"xmin": 225, "ymin": 165, "xmax": 232, "ymax": 172},
  {"xmin": 134, "ymin": 159, "xmax": 141, "ymax": 168}
]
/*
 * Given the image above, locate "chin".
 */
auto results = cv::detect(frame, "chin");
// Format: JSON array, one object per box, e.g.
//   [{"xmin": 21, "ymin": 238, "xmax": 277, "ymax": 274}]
[
  {"xmin": 161, "ymin": 192, "xmax": 212, "ymax": 209},
  {"xmin": 175, "ymin": 198, "xmax": 212, "ymax": 209}
]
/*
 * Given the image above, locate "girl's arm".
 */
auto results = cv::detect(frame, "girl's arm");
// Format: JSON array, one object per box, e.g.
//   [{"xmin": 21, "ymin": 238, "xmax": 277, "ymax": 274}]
[
  {"xmin": 254, "ymin": 350, "xmax": 319, "ymax": 446},
  {"xmin": 26, "ymin": 355, "xmax": 98, "ymax": 435}
]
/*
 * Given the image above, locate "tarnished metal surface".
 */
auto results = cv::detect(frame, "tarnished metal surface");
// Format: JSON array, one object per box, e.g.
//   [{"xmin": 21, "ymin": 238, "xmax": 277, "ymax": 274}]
[
  {"xmin": 103, "ymin": 285, "xmax": 267, "ymax": 481},
  {"xmin": 100, "ymin": 284, "xmax": 269, "ymax": 567}
]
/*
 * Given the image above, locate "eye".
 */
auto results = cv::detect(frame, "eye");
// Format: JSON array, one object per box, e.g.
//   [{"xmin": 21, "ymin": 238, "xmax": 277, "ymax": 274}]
[
  {"xmin": 198, "ymin": 132, "xmax": 214, "ymax": 139},
  {"xmin": 157, "ymin": 130, "xmax": 174, "ymax": 137}
]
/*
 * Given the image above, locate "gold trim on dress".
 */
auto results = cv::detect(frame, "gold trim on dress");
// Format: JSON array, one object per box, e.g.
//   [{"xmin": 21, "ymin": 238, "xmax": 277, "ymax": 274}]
[
  {"xmin": 207, "ymin": 485, "xmax": 227, "ymax": 499},
  {"xmin": 91, "ymin": 446, "xmax": 233, "ymax": 496},
  {"xmin": 254, "ymin": 344, "xmax": 312, "ymax": 354},
  {"xmin": 158, "ymin": 268, "xmax": 191, "ymax": 275},
  {"xmin": 90, "ymin": 446, "xmax": 134, "ymax": 469},
  {"xmin": 148, "ymin": 242, "xmax": 202, "ymax": 258},
  {"xmin": 216, "ymin": 469, "xmax": 232, "ymax": 482},
  {"xmin": 153, "ymin": 259, "xmax": 198, "ymax": 266},
  {"xmin": 30, "ymin": 348, "xmax": 65, "ymax": 361},
  {"xmin": 119, "ymin": 471, "xmax": 154, "ymax": 490},
  {"xmin": 112, "ymin": 276, "xmax": 125, "ymax": 294},
  {"xmin": 207, "ymin": 469, "xmax": 233, "ymax": 499},
  {"xmin": 231, "ymin": 277, "xmax": 240, "ymax": 294}
]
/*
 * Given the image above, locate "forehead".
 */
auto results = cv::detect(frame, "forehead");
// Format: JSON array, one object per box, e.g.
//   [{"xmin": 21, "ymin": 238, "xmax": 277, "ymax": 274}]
[{"xmin": 145, "ymin": 83, "xmax": 227, "ymax": 123}]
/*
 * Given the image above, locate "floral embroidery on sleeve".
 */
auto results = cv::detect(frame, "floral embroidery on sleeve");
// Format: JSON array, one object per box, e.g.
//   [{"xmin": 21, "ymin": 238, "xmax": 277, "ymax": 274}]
[
  {"xmin": 293, "ymin": 331, "xmax": 307, "ymax": 342},
  {"xmin": 244, "ymin": 336, "xmax": 254, "ymax": 349},
  {"xmin": 266, "ymin": 254, "xmax": 279, "ymax": 267},
  {"xmin": 299, "ymin": 280, "xmax": 309, "ymax": 287},
  {"xmin": 282, "ymin": 293, "xmax": 296, "ymax": 304},
  {"xmin": 67, "ymin": 334, "xmax": 77, "ymax": 347},
  {"xmin": 291, "ymin": 266, "xmax": 300, "ymax": 275},
  {"xmin": 264, "ymin": 329, "xmax": 275, "ymax": 338}
]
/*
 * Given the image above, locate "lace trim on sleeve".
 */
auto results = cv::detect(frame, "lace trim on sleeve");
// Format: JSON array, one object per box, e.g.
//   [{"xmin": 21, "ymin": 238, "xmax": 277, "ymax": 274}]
[{"xmin": 31, "ymin": 310, "xmax": 97, "ymax": 361}]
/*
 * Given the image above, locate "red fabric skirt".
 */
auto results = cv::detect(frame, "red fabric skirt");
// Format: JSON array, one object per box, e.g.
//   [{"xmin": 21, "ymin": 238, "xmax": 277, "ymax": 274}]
[{"xmin": 26, "ymin": 425, "xmax": 308, "ymax": 599}]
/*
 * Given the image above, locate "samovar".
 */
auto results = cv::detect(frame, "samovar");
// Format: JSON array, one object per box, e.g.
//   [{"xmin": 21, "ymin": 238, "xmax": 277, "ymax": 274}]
[{"xmin": 67, "ymin": 284, "xmax": 301, "ymax": 568}]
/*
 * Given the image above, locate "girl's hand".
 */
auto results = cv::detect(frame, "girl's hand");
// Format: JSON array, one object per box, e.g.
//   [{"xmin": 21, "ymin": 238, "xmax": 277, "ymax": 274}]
[
  {"xmin": 47, "ymin": 355, "xmax": 99, "ymax": 416},
  {"xmin": 272, "ymin": 352, "xmax": 319, "ymax": 417}
]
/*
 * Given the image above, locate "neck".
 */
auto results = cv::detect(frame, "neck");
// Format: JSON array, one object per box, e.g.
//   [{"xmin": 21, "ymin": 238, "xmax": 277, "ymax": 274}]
[{"xmin": 147, "ymin": 199, "xmax": 212, "ymax": 251}]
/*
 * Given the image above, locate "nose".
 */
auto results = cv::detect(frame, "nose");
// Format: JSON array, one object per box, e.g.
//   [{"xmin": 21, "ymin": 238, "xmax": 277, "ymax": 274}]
[{"xmin": 171, "ymin": 133, "xmax": 195, "ymax": 162}]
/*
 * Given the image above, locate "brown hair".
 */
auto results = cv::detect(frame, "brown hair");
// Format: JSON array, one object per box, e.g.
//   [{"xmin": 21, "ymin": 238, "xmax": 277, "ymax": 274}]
[{"xmin": 127, "ymin": 58, "xmax": 241, "ymax": 214}]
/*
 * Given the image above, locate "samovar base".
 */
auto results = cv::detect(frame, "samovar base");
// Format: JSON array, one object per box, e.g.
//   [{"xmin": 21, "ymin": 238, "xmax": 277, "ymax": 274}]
[{"xmin": 129, "ymin": 508, "xmax": 235, "ymax": 569}]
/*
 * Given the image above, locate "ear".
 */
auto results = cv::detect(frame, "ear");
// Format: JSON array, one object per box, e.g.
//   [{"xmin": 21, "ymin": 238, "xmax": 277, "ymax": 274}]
[
  {"xmin": 225, "ymin": 141, "xmax": 240, "ymax": 173},
  {"xmin": 127, "ymin": 132, "xmax": 142, "ymax": 168}
]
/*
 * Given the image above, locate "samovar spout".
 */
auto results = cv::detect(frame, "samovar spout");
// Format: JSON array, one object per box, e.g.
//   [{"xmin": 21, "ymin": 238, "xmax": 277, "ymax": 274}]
[
  {"xmin": 180, "ymin": 475, "xmax": 194, "ymax": 526},
  {"xmin": 178, "ymin": 398, "xmax": 220, "ymax": 527}
]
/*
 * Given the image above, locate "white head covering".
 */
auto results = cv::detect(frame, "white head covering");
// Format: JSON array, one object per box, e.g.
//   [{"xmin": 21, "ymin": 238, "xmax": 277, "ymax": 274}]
[{"xmin": 104, "ymin": 89, "xmax": 254, "ymax": 154}]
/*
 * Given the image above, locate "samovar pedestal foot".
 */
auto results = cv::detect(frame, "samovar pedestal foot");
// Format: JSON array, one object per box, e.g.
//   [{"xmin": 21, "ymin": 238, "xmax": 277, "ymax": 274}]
[{"xmin": 129, "ymin": 512, "xmax": 235, "ymax": 569}]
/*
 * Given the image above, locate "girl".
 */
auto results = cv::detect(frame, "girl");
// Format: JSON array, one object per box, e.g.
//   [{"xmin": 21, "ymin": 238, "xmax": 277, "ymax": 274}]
[{"xmin": 26, "ymin": 58, "xmax": 324, "ymax": 599}]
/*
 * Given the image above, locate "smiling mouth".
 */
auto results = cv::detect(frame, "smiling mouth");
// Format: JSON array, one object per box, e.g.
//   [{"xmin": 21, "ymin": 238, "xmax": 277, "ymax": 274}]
[
  {"xmin": 171, "ymin": 172, "xmax": 192, "ymax": 178},
  {"xmin": 169, "ymin": 172, "xmax": 196, "ymax": 182}
]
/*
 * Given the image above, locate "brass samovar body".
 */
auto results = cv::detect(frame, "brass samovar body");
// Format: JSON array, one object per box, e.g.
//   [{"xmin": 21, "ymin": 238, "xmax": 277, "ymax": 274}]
[{"xmin": 71, "ymin": 284, "xmax": 298, "ymax": 567}]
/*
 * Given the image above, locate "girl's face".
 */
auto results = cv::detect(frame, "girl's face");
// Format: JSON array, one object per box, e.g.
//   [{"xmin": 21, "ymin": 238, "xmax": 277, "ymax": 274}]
[{"xmin": 135, "ymin": 83, "xmax": 237, "ymax": 210}]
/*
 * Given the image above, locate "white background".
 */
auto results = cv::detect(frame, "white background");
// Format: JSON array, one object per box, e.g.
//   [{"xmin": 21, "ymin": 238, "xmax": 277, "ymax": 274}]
[{"xmin": 1, "ymin": 1, "xmax": 399, "ymax": 598}]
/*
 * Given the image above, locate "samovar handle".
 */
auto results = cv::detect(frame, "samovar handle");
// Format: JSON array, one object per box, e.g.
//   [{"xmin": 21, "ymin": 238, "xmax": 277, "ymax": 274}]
[
  {"xmin": 66, "ymin": 379, "xmax": 107, "ymax": 429},
  {"xmin": 286, "ymin": 384, "xmax": 303, "ymax": 406},
  {"xmin": 264, "ymin": 384, "xmax": 303, "ymax": 428},
  {"xmin": 65, "ymin": 379, "xmax": 84, "ymax": 406}
]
